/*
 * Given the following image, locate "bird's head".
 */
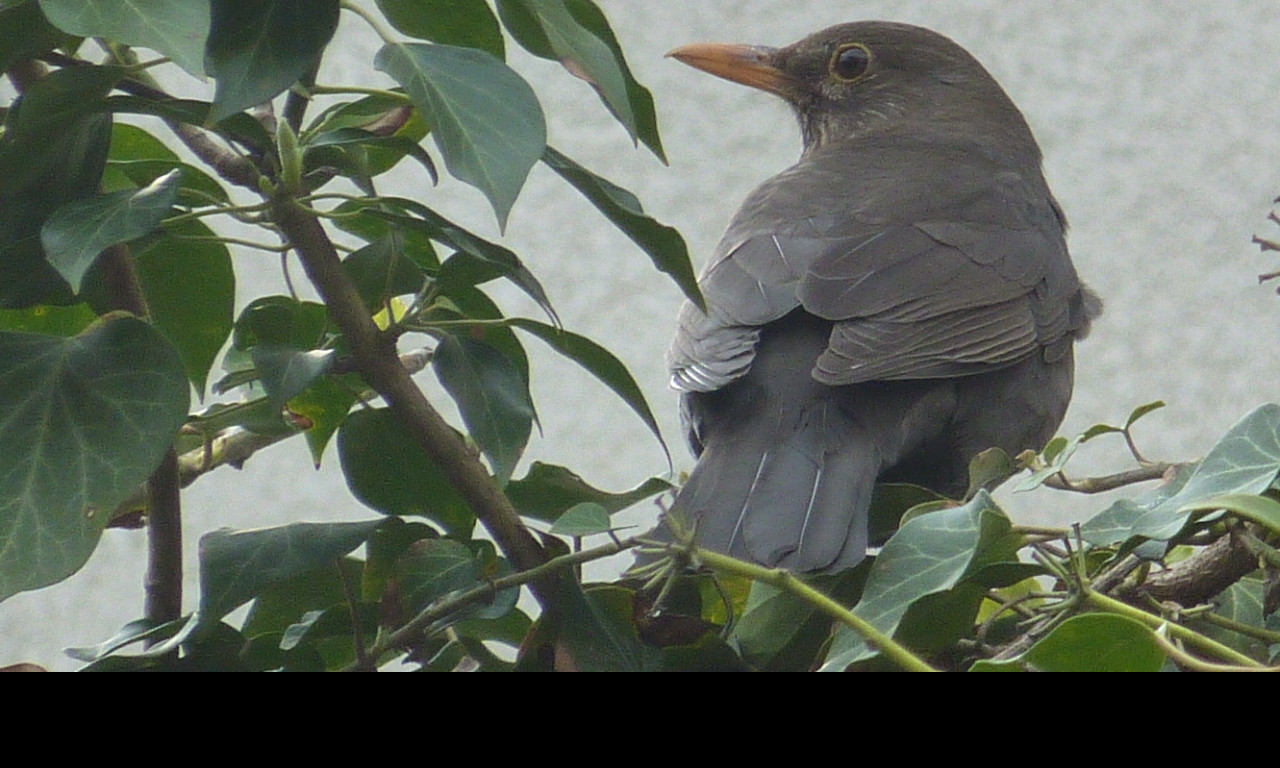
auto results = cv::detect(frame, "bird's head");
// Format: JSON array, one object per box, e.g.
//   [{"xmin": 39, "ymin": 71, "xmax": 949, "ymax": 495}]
[{"xmin": 669, "ymin": 21, "xmax": 1039, "ymax": 160}]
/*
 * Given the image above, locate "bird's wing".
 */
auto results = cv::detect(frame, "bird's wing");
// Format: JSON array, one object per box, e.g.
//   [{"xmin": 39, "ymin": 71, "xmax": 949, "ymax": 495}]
[{"xmin": 669, "ymin": 146, "xmax": 1080, "ymax": 390}]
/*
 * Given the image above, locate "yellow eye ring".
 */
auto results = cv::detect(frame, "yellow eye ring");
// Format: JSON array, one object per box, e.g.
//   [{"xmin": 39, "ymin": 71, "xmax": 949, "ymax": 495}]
[{"xmin": 830, "ymin": 43, "xmax": 873, "ymax": 82}]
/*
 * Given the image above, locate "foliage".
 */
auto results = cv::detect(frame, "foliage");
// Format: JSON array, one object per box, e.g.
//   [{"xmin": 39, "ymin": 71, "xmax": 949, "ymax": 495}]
[{"xmin": 2, "ymin": 1, "xmax": 1279, "ymax": 672}]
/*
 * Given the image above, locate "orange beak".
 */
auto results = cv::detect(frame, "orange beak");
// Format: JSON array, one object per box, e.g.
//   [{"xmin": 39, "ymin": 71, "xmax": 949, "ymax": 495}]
[{"xmin": 667, "ymin": 43, "xmax": 789, "ymax": 96}]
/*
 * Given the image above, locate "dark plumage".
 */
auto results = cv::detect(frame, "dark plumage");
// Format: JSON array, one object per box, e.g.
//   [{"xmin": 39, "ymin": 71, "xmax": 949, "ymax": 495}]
[{"xmin": 658, "ymin": 22, "xmax": 1100, "ymax": 572}]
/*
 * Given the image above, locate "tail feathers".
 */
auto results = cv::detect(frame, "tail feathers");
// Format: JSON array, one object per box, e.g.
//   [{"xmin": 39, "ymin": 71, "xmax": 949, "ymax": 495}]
[{"xmin": 667, "ymin": 430, "xmax": 879, "ymax": 573}]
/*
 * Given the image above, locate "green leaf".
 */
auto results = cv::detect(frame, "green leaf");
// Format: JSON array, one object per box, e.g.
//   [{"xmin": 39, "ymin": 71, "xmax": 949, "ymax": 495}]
[
  {"xmin": 250, "ymin": 345, "xmax": 335, "ymax": 409},
  {"xmin": 821, "ymin": 490, "xmax": 1017, "ymax": 670},
  {"xmin": 730, "ymin": 581, "xmax": 828, "ymax": 671},
  {"xmin": 0, "ymin": 1, "xmax": 66, "ymax": 71},
  {"xmin": 0, "ymin": 65, "xmax": 122, "ymax": 194},
  {"xmin": 555, "ymin": 582, "xmax": 662, "ymax": 671},
  {"xmin": 1132, "ymin": 404, "xmax": 1280, "ymax": 540},
  {"xmin": 1179, "ymin": 493, "xmax": 1280, "ymax": 536},
  {"xmin": 232, "ymin": 295, "xmax": 328, "ymax": 351},
  {"xmin": 1126, "ymin": 400, "xmax": 1166, "ymax": 429},
  {"xmin": 337, "ymin": 408, "xmax": 476, "ymax": 536},
  {"xmin": 103, "ymin": 94, "xmax": 274, "ymax": 151},
  {"xmin": 499, "ymin": 0, "xmax": 663, "ymax": 160},
  {"xmin": 289, "ymin": 375, "xmax": 356, "ymax": 467},
  {"xmin": 376, "ymin": 0, "xmax": 504, "ymax": 58},
  {"xmin": 965, "ymin": 446, "xmax": 1016, "ymax": 499},
  {"xmin": 353, "ymin": 196, "xmax": 557, "ymax": 322},
  {"xmin": 541, "ymin": 147, "xmax": 700, "ymax": 311},
  {"xmin": 241, "ymin": 559, "xmax": 358, "ymax": 638},
  {"xmin": 133, "ymin": 220, "xmax": 235, "ymax": 396},
  {"xmin": 504, "ymin": 461, "xmax": 670, "ymax": 523},
  {"xmin": 341, "ymin": 232, "xmax": 426, "ymax": 312},
  {"xmin": 374, "ymin": 42, "xmax": 545, "ymax": 228},
  {"xmin": 396, "ymin": 539, "xmax": 517, "ymax": 627},
  {"xmin": 500, "ymin": 0, "xmax": 631, "ymax": 132},
  {"xmin": 0, "ymin": 317, "xmax": 189, "ymax": 601},
  {"xmin": 433, "ymin": 334, "xmax": 534, "ymax": 485},
  {"xmin": 205, "ymin": 0, "xmax": 340, "ymax": 122},
  {"xmin": 1024, "ymin": 614, "xmax": 1166, "ymax": 672},
  {"xmin": 507, "ymin": 316, "xmax": 669, "ymax": 463},
  {"xmin": 38, "ymin": 0, "xmax": 211, "ymax": 76},
  {"xmin": 549, "ymin": 502, "xmax": 612, "ymax": 537},
  {"xmin": 105, "ymin": 123, "xmax": 229, "ymax": 205},
  {"xmin": 0, "ymin": 303, "xmax": 96, "ymax": 336},
  {"xmin": 196, "ymin": 519, "xmax": 384, "ymax": 629},
  {"xmin": 40, "ymin": 168, "xmax": 181, "ymax": 292},
  {"xmin": 1080, "ymin": 464, "xmax": 1192, "ymax": 547}
]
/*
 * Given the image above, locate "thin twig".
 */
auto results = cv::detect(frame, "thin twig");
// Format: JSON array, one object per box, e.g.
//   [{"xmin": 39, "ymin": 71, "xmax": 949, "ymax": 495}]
[{"xmin": 1042, "ymin": 462, "xmax": 1175, "ymax": 493}]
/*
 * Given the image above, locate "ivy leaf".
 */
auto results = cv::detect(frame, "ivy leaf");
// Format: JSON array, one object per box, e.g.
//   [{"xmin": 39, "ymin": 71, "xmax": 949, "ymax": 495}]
[
  {"xmin": 1131, "ymin": 404, "xmax": 1280, "ymax": 541},
  {"xmin": 250, "ymin": 345, "xmax": 335, "ymax": 409},
  {"xmin": 195, "ymin": 519, "xmax": 385, "ymax": 629},
  {"xmin": 206, "ymin": 0, "xmax": 340, "ymax": 123},
  {"xmin": 1024, "ymin": 614, "xmax": 1166, "ymax": 672},
  {"xmin": 0, "ymin": 316, "xmax": 189, "ymax": 601},
  {"xmin": 375, "ymin": 42, "xmax": 545, "ymax": 228},
  {"xmin": 433, "ymin": 334, "xmax": 534, "ymax": 486},
  {"xmin": 504, "ymin": 462, "xmax": 670, "ymax": 523},
  {"xmin": 820, "ymin": 490, "xmax": 1017, "ymax": 670},
  {"xmin": 548, "ymin": 502, "xmax": 612, "ymax": 537},
  {"xmin": 39, "ymin": 0, "xmax": 211, "ymax": 77},
  {"xmin": 40, "ymin": 168, "xmax": 181, "ymax": 292}
]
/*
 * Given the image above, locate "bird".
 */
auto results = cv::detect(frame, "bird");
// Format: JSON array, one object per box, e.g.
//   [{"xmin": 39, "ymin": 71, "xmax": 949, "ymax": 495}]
[{"xmin": 655, "ymin": 21, "xmax": 1101, "ymax": 573}]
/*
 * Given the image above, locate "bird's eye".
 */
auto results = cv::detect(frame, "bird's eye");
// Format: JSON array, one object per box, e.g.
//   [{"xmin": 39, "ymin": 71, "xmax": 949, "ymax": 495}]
[{"xmin": 830, "ymin": 43, "xmax": 872, "ymax": 82}]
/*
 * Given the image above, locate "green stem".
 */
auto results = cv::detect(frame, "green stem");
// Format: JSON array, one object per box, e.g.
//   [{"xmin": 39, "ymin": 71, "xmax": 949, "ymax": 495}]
[
  {"xmin": 1193, "ymin": 611, "xmax": 1280, "ymax": 645},
  {"xmin": 348, "ymin": 536, "xmax": 640, "ymax": 670},
  {"xmin": 340, "ymin": 0, "xmax": 402, "ymax": 47},
  {"xmin": 310, "ymin": 84, "xmax": 412, "ymax": 102},
  {"xmin": 1084, "ymin": 590, "xmax": 1265, "ymax": 667},
  {"xmin": 1149, "ymin": 629, "xmax": 1277, "ymax": 673},
  {"xmin": 691, "ymin": 547, "xmax": 938, "ymax": 673}
]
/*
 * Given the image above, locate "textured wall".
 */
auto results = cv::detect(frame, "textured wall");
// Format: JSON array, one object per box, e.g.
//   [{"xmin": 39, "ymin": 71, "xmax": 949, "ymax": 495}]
[{"xmin": 5, "ymin": 1, "xmax": 1280, "ymax": 669}]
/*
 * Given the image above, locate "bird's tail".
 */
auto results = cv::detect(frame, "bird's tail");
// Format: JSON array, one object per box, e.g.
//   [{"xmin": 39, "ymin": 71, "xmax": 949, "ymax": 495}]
[{"xmin": 655, "ymin": 410, "xmax": 879, "ymax": 573}]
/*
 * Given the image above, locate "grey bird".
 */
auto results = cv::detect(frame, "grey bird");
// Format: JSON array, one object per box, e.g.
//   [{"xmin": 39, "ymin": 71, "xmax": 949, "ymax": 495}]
[{"xmin": 658, "ymin": 22, "xmax": 1101, "ymax": 572}]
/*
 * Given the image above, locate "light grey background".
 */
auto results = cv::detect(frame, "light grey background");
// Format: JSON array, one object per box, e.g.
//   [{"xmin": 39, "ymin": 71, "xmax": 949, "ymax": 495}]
[{"xmin": 5, "ymin": 1, "xmax": 1280, "ymax": 670}]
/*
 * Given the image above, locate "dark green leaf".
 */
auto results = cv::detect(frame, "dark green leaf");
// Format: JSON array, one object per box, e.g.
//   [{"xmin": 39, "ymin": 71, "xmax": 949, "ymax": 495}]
[
  {"xmin": 866, "ymin": 482, "xmax": 947, "ymax": 546},
  {"xmin": 376, "ymin": 0, "xmax": 504, "ymax": 58},
  {"xmin": 357, "ymin": 197, "xmax": 557, "ymax": 322},
  {"xmin": 555, "ymin": 582, "xmax": 662, "ymax": 671},
  {"xmin": 337, "ymin": 407, "xmax": 475, "ymax": 536},
  {"xmin": 196, "ymin": 519, "xmax": 384, "ymax": 628},
  {"xmin": 232, "ymin": 295, "xmax": 328, "ymax": 351},
  {"xmin": 821, "ymin": 490, "xmax": 1016, "ymax": 670},
  {"xmin": 341, "ymin": 232, "xmax": 426, "ymax": 312},
  {"xmin": 241, "ymin": 558, "xmax": 360, "ymax": 638},
  {"xmin": 39, "ymin": 0, "xmax": 210, "ymax": 76},
  {"xmin": 0, "ymin": 65, "xmax": 122, "ymax": 193},
  {"xmin": 1024, "ymin": 614, "xmax": 1166, "ymax": 672},
  {"xmin": 549, "ymin": 502, "xmax": 612, "ymax": 536},
  {"xmin": 499, "ymin": 0, "xmax": 663, "ymax": 160},
  {"xmin": 0, "ymin": 1, "xmax": 65, "ymax": 71},
  {"xmin": 433, "ymin": 334, "xmax": 534, "ymax": 485},
  {"xmin": 731, "ymin": 582, "xmax": 824, "ymax": 671},
  {"xmin": 1132, "ymin": 404, "xmax": 1280, "ymax": 540},
  {"xmin": 40, "ymin": 168, "xmax": 181, "ymax": 292},
  {"xmin": 205, "ymin": 0, "xmax": 340, "ymax": 122},
  {"xmin": 0, "ymin": 317, "xmax": 189, "ymax": 601},
  {"xmin": 103, "ymin": 94, "xmax": 274, "ymax": 150},
  {"xmin": 105, "ymin": 123, "xmax": 229, "ymax": 205},
  {"xmin": 374, "ymin": 42, "xmax": 545, "ymax": 228},
  {"xmin": 396, "ymin": 539, "xmax": 516, "ymax": 624},
  {"xmin": 541, "ymin": 147, "xmax": 700, "ymax": 311},
  {"xmin": 505, "ymin": 461, "xmax": 670, "ymax": 523},
  {"xmin": 507, "ymin": 316, "xmax": 668, "ymax": 463},
  {"xmin": 250, "ymin": 345, "xmax": 335, "ymax": 408},
  {"xmin": 133, "ymin": 220, "xmax": 234, "ymax": 395}
]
